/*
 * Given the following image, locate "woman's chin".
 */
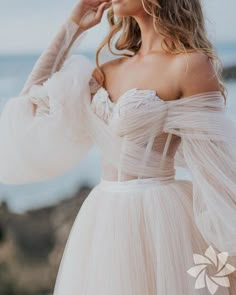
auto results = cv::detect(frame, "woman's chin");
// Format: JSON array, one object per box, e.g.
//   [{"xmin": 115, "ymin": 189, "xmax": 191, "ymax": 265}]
[
  {"xmin": 112, "ymin": 1, "xmax": 143, "ymax": 17},
  {"xmin": 112, "ymin": 7, "xmax": 131, "ymax": 17}
]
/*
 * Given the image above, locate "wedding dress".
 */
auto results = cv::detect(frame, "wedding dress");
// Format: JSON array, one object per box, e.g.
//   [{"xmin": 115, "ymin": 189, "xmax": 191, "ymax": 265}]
[{"xmin": 0, "ymin": 18, "xmax": 236, "ymax": 294}]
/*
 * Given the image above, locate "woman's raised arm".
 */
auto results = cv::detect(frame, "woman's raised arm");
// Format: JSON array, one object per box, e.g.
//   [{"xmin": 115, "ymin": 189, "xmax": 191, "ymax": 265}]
[
  {"xmin": 0, "ymin": 1, "xmax": 111, "ymax": 185},
  {"xmin": 20, "ymin": 0, "xmax": 111, "ymax": 95}
]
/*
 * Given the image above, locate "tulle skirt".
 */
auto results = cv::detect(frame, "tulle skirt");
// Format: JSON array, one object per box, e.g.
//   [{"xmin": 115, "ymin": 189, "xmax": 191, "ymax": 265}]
[{"xmin": 52, "ymin": 177, "xmax": 235, "ymax": 295}]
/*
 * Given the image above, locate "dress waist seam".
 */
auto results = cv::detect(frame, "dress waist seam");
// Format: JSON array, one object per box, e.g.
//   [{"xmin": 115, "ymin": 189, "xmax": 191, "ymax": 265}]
[{"xmin": 98, "ymin": 176, "xmax": 176, "ymax": 192}]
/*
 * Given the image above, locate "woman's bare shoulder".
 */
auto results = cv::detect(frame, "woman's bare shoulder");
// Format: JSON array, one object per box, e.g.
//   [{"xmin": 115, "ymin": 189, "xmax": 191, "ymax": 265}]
[
  {"xmin": 100, "ymin": 56, "xmax": 128, "ymax": 72},
  {"xmin": 91, "ymin": 56, "xmax": 128, "ymax": 85},
  {"xmin": 172, "ymin": 51, "xmax": 221, "ymax": 97}
]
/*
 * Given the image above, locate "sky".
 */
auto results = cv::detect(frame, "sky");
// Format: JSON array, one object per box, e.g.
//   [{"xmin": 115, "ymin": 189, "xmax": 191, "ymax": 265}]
[{"xmin": 0, "ymin": 0, "xmax": 236, "ymax": 54}]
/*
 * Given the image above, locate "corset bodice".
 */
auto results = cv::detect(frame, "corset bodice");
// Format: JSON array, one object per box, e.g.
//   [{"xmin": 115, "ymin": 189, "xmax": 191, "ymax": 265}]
[{"xmin": 90, "ymin": 84, "xmax": 181, "ymax": 182}]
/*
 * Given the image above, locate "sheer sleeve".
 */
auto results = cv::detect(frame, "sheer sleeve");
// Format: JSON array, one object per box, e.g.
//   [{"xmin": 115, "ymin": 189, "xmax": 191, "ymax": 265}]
[
  {"xmin": 164, "ymin": 91, "xmax": 236, "ymax": 256},
  {"xmin": 0, "ymin": 19, "xmax": 96, "ymax": 185},
  {"xmin": 20, "ymin": 18, "xmax": 88, "ymax": 95}
]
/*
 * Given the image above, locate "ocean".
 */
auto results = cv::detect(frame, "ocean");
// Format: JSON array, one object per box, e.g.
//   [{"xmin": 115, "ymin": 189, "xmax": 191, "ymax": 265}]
[{"xmin": 0, "ymin": 45, "xmax": 235, "ymax": 213}]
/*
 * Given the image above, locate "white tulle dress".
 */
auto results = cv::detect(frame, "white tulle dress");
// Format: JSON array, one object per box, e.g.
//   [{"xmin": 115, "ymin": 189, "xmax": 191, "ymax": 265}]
[{"xmin": 1, "ymin": 19, "xmax": 236, "ymax": 295}]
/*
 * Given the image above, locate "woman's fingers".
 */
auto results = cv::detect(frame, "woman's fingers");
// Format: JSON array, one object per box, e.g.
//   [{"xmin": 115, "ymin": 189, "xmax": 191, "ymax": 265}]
[
  {"xmin": 94, "ymin": 1, "xmax": 112, "ymax": 22},
  {"xmin": 94, "ymin": 2, "xmax": 107, "ymax": 22}
]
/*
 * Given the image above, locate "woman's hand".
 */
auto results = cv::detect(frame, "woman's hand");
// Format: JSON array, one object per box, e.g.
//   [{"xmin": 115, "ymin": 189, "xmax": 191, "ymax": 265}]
[{"xmin": 69, "ymin": 0, "xmax": 112, "ymax": 30}]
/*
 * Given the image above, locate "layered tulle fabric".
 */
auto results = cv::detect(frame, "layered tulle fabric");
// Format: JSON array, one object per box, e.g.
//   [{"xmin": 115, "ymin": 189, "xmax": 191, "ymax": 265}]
[
  {"xmin": 53, "ymin": 178, "xmax": 209, "ymax": 295},
  {"xmin": 0, "ymin": 19, "xmax": 96, "ymax": 184},
  {"xmin": 0, "ymin": 53, "xmax": 94, "ymax": 184},
  {"xmin": 53, "ymin": 177, "xmax": 235, "ymax": 295},
  {"xmin": 163, "ymin": 93, "xmax": 236, "ymax": 256},
  {"xmin": 20, "ymin": 19, "xmax": 88, "ymax": 96}
]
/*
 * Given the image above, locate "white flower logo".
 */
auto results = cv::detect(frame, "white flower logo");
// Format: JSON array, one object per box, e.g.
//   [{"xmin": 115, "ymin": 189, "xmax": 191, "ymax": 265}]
[{"xmin": 187, "ymin": 245, "xmax": 236, "ymax": 294}]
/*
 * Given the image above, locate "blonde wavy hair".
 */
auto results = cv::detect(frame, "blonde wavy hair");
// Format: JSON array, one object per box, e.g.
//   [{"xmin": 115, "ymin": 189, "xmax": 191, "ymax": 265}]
[{"xmin": 95, "ymin": 0, "xmax": 227, "ymax": 103}]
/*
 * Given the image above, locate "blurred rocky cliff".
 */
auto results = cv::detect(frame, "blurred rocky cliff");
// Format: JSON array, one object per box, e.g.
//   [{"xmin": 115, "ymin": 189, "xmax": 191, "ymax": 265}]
[
  {"xmin": 223, "ymin": 64, "xmax": 236, "ymax": 80},
  {"xmin": 0, "ymin": 185, "xmax": 91, "ymax": 295}
]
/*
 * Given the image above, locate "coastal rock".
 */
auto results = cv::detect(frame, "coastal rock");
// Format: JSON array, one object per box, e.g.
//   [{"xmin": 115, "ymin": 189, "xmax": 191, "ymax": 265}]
[
  {"xmin": 223, "ymin": 64, "xmax": 236, "ymax": 80},
  {"xmin": 0, "ymin": 185, "xmax": 91, "ymax": 295}
]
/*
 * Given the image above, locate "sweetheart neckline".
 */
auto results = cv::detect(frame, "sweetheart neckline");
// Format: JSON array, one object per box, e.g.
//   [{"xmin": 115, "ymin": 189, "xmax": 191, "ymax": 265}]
[
  {"xmin": 98, "ymin": 86, "xmax": 163, "ymax": 106},
  {"xmin": 93, "ymin": 85, "xmax": 223, "ymax": 107}
]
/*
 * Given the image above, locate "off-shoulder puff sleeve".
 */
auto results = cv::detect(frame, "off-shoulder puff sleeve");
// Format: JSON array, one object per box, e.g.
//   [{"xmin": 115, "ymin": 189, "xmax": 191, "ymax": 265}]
[
  {"xmin": 164, "ymin": 91, "xmax": 236, "ymax": 256},
  {"xmin": 0, "ymin": 53, "xmax": 95, "ymax": 185}
]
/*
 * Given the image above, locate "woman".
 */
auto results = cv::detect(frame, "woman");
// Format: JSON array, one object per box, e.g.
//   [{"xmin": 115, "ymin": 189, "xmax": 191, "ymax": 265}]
[{"xmin": 0, "ymin": 0, "xmax": 236, "ymax": 294}]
